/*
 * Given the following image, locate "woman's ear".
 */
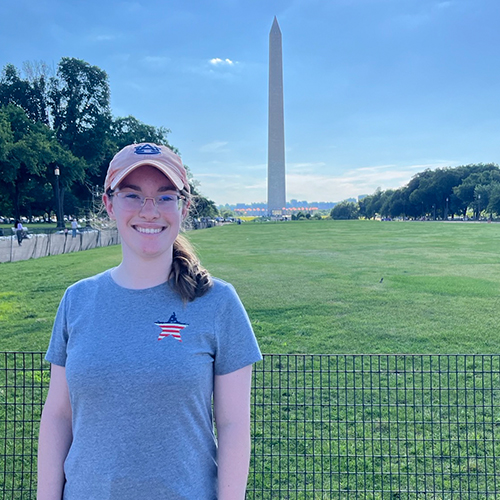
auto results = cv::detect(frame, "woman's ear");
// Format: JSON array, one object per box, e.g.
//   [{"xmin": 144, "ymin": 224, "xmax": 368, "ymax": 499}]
[{"xmin": 103, "ymin": 193, "xmax": 116, "ymax": 220}]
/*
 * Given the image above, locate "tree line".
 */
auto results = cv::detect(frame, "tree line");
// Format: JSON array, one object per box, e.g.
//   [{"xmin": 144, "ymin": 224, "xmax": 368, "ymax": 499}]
[
  {"xmin": 0, "ymin": 58, "xmax": 218, "ymax": 224},
  {"xmin": 331, "ymin": 163, "xmax": 500, "ymax": 220}
]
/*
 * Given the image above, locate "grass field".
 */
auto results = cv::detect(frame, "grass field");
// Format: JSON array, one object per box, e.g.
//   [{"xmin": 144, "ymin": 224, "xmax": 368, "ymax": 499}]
[
  {"xmin": 2, "ymin": 220, "xmax": 500, "ymax": 498},
  {"xmin": 1, "ymin": 219, "xmax": 500, "ymax": 353}
]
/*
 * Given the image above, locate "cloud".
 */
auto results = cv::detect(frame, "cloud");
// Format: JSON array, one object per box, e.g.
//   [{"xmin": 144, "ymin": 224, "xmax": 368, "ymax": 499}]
[
  {"xmin": 285, "ymin": 162, "xmax": 453, "ymax": 202},
  {"xmin": 288, "ymin": 162, "xmax": 327, "ymax": 174},
  {"xmin": 435, "ymin": 1, "xmax": 453, "ymax": 9},
  {"xmin": 191, "ymin": 161, "xmax": 456, "ymax": 206},
  {"xmin": 209, "ymin": 58, "xmax": 234, "ymax": 66},
  {"xmin": 200, "ymin": 141, "xmax": 229, "ymax": 153},
  {"xmin": 185, "ymin": 58, "xmax": 241, "ymax": 81}
]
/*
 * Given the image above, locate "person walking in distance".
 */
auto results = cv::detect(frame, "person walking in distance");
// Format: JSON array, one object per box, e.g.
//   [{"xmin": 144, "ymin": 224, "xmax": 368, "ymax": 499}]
[
  {"xmin": 15, "ymin": 220, "xmax": 23, "ymax": 246},
  {"xmin": 37, "ymin": 143, "xmax": 262, "ymax": 500}
]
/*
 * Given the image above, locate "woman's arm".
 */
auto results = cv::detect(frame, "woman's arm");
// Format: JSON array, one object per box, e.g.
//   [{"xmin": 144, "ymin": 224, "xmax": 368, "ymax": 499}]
[
  {"xmin": 37, "ymin": 364, "xmax": 73, "ymax": 500},
  {"xmin": 213, "ymin": 364, "xmax": 253, "ymax": 500}
]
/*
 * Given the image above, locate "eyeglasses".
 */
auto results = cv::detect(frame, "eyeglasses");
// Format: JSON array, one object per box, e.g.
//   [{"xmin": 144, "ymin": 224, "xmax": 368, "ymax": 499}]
[{"xmin": 111, "ymin": 191, "xmax": 185, "ymax": 212}]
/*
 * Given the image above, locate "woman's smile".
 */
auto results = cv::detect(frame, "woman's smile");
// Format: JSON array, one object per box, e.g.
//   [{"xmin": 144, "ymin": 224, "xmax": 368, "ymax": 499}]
[{"xmin": 134, "ymin": 225, "xmax": 165, "ymax": 234}]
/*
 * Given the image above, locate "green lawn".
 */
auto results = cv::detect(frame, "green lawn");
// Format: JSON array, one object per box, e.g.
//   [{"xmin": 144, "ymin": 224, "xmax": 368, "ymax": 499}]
[
  {"xmin": 1, "ymin": 219, "xmax": 500, "ymax": 353},
  {"xmin": 2, "ymin": 219, "xmax": 500, "ymax": 498}
]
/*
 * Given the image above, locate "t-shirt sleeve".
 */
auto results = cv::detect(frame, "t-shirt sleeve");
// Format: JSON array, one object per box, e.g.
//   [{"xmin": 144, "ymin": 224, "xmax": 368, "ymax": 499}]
[
  {"xmin": 45, "ymin": 290, "xmax": 70, "ymax": 367},
  {"xmin": 213, "ymin": 283, "xmax": 262, "ymax": 376}
]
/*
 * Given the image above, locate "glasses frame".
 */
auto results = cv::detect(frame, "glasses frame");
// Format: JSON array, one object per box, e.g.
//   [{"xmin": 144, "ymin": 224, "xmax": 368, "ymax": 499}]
[{"xmin": 110, "ymin": 189, "xmax": 186, "ymax": 212}]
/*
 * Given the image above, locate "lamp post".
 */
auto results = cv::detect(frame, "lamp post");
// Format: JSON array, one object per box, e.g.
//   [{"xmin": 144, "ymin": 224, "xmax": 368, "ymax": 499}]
[
  {"xmin": 54, "ymin": 168, "xmax": 64, "ymax": 229},
  {"xmin": 445, "ymin": 197, "xmax": 449, "ymax": 220},
  {"xmin": 477, "ymin": 194, "xmax": 481, "ymax": 221}
]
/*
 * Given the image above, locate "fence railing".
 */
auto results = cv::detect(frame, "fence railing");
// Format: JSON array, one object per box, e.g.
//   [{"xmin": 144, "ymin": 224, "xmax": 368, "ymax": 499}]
[
  {"xmin": 1, "ymin": 353, "xmax": 499, "ymax": 499},
  {"xmin": 0, "ymin": 229, "xmax": 120, "ymax": 263}
]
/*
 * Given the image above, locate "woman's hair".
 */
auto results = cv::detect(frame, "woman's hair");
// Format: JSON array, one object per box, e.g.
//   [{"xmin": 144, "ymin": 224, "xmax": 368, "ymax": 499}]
[
  {"xmin": 171, "ymin": 233, "xmax": 213, "ymax": 302},
  {"xmin": 171, "ymin": 188, "xmax": 213, "ymax": 302}
]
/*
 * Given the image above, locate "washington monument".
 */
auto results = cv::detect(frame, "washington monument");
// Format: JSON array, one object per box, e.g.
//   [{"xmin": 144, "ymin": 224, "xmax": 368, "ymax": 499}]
[{"xmin": 267, "ymin": 17, "xmax": 286, "ymax": 216}]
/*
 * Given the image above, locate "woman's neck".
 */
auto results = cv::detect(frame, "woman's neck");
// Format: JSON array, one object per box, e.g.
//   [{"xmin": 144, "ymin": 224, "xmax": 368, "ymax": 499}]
[{"xmin": 111, "ymin": 253, "xmax": 173, "ymax": 289}]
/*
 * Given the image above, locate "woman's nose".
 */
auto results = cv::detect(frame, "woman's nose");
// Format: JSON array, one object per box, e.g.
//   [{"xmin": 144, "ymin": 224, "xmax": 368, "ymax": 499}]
[{"xmin": 139, "ymin": 198, "xmax": 160, "ymax": 217}]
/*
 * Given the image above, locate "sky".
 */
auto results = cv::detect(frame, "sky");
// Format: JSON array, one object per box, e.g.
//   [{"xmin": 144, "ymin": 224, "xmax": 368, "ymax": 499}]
[{"xmin": 1, "ymin": 0, "xmax": 499, "ymax": 206}]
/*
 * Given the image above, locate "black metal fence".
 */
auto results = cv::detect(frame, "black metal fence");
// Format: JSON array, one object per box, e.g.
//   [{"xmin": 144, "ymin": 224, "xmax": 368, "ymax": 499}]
[{"xmin": 1, "ymin": 353, "xmax": 499, "ymax": 499}]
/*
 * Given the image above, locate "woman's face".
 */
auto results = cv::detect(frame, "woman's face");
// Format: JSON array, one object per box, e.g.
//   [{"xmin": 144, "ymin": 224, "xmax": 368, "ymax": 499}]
[{"xmin": 104, "ymin": 165, "xmax": 187, "ymax": 262}]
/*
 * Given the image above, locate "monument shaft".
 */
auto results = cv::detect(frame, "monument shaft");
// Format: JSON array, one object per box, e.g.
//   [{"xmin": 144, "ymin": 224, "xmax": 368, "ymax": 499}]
[{"xmin": 268, "ymin": 17, "xmax": 286, "ymax": 216}]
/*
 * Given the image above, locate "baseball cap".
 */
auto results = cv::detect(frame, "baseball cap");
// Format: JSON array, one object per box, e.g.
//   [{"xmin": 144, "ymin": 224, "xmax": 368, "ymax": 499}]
[{"xmin": 104, "ymin": 143, "xmax": 190, "ymax": 193}]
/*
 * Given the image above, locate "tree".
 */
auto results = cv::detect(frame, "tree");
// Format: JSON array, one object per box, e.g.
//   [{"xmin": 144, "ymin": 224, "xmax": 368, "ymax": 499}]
[
  {"xmin": 49, "ymin": 57, "xmax": 112, "ymax": 170},
  {"xmin": 361, "ymin": 188, "xmax": 383, "ymax": 219},
  {"xmin": 486, "ymin": 183, "xmax": 500, "ymax": 217},
  {"xmin": 0, "ymin": 59, "xmax": 217, "ymax": 222},
  {"xmin": 330, "ymin": 201, "xmax": 359, "ymax": 220},
  {"xmin": 0, "ymin": 104, "xmax": 84, "ymax": 221},
  {"xmin": 111, "ymin": 116, "xmax": 172, "ymax": 151},
  {"xmin": 191, "ymin": 194, "xmax": 219, "ymax": 218},
  {"xmin": 453, "ymin": 165, "xmax": 500, "ymax": 218},
  {"xmin": 0, "ymin": 63, "xmax": 50, "ymax": 124}
]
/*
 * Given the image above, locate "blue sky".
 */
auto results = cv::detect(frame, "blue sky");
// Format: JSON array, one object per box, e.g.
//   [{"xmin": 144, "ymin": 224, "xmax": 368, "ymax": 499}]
[{"xmin": 1, "ymin": 0, "xmax": 499, "ymax": 205}]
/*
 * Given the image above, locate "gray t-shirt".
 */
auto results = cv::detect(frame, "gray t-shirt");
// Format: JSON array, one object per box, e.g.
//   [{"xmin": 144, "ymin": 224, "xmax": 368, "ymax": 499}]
[{"xmin": 45, "ymin": 269, "xmax": 262, "ymax": 500}]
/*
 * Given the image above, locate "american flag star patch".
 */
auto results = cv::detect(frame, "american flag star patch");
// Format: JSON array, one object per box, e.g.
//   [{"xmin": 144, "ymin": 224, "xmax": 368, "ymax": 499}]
[{"xmin": 155, "ymin": 313, "xmax": 188, "ymax": 342}]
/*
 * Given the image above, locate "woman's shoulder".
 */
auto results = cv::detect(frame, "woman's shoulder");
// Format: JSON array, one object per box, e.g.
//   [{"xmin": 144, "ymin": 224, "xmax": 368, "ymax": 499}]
[
  {"xmin": 64, "ymin": 269, "xmax": 113, "ymax": 297},
  {"xmin": 208, "ymin": 276, "xmax": 235, "ymax": 294},
  {"xmin": 201, "ymin": 276, "xmax": 243, "ymax": 305}
]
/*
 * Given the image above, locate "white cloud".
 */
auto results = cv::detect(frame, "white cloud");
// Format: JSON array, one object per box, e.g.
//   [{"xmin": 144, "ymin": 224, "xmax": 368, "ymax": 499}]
[
  {"xmin": 200, "ymin": 141, "xmax": 229, "ymax": 153},
  {"xmin": 285, "ymin": 162, "xmax": 453, "ymax": 202},
  {"xmin": 209, "ymin": 58, "xmax": 234, "ymax": 66},
  {"xmin": 190, "ymin": 161, "xmax": 456, "ymax": 206},
  {"xmin": 435, "ymin": 1, "xmax": 453, "ymax": 9}
]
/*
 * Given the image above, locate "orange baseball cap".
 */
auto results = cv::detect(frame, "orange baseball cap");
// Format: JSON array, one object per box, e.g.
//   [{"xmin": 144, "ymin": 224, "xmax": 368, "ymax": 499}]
[{"xmin": 104, "ymin": 143, "xmax": 190, "ymax": 193}]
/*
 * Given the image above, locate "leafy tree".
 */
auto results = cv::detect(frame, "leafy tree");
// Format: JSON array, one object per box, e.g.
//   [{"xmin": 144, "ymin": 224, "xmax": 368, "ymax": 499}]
[
  {"xmin": 361, "ymin": 188, "xmax": 383, "ymax": 219},
  {"xmin": 361, "ymin": 164, "xmax": 500, "ymax": 220},
  {"xmin": 219, "ymin": 208, "xmax": 236, "ymax": 219},
  {"xmin": 0, "ymin": 59, "xmax": 216, "ymax": 223},
  {"xmin": 486, "ymin": 183, "xmax": 500, "ymax": 217},
  {"xmin": 330, "ymin": 201, "xmax": 359, "ymax": 220},
  {"xmin": 191, "ymin": 193, "xmax": 219, "ymax": 218},
  {"xmin": 0, "ymin": 63, "xmax": 50, "ymax": 124},
  {"xmin": 0, "ymin": 104, "xmax": 84, "ymax": 221},
  {"xmin": 453, "ymin": 166, "xmax": 500, "ymax": 218},
  {"xmin": 111, "ymin": 116, "xmax": 171, "ymax": 151},
  {"xmin": 49, "ymin": 57, "xmax": 112, "ymax": 170}
]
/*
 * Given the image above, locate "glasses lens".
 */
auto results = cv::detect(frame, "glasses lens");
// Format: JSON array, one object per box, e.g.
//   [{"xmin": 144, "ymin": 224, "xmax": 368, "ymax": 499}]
[
  {"xmin": 157, "ymin": 195, "xmax": 178, "ymax": 205},
  {"xmin": 115, "ymin": 192, "xmax": 182, "ymax": 212},
  {"xmin": 121, "ymin": 193, "xmax": 142, "ymax": 209}
]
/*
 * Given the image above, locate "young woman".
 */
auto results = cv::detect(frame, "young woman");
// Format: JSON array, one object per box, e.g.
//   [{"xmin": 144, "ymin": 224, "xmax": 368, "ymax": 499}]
[{"xmin": 38, "ymin": 143, "xmax": 262, "ymax": 500}]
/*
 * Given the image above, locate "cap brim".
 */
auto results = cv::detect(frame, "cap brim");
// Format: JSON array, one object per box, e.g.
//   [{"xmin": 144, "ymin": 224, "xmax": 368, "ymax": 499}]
[{"xmin": 109, "ymin": 160, "xmax": 185, "ymax": 191}]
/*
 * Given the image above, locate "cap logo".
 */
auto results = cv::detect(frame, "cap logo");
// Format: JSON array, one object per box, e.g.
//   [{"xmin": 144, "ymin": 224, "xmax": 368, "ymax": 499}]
[{"xmin": 134, "ymin": 144, "xmax": 161, "ymax": 155}]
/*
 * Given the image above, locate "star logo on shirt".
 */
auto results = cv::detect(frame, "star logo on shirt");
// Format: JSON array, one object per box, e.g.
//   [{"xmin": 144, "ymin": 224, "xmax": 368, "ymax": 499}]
[{"xmin": 155, "ymin": 313, "xmax": 188, "ymax": 342}]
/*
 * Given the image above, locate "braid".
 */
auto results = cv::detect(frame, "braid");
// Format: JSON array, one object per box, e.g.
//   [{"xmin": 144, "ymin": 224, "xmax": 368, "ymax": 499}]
[{"xmin": 170, "ymin": 234, "xmax": 213, "ymax": 302}]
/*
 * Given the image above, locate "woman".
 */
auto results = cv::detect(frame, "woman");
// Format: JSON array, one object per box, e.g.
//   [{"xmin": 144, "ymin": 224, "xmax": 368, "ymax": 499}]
[{"xmin": 38, "ymin": 143, "xmax": 262, "ymax": 500}]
